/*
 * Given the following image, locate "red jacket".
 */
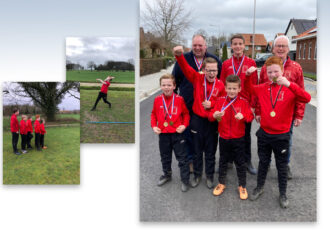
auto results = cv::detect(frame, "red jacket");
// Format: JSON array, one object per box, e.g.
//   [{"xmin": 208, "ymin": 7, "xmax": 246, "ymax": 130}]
[
  {"xmin": 100, "ymin": 81, "xmax": 110, "ymax": 94},
  {"xmin": 246, "ymin": 76, "xmax": 311, "ymax": 134},
  {"xmin": 175, "ymin": 55, "xmax": 225, "ymax": 118},
  {"xmin": 34, "ymin": 120, "xmax": 41, "ymax": 134},
  {"xmin": 26, "ymin": 120, "xmax": 33, "ymax": 132},
  {"xmin": 40, "ymin": 123, "xmax": 46, "ymax": 135},
  {"xmin": 10, "ymin": 113, "xmax": 19, "ymax": 132},
  {"xmin": 209, "ymin": 96, "xmax": 254, "ymax": 139},
  {"xmin": 220, "ymin": 55, "xmax": 258, "ymax": 107},
  {"xmin": 151, "ymin": 93, "xmax": 190, "ymax": 133},
  {"xmin": 257, "ymin": 57, "xmax": 305, "ymax": 120},
  {"xmin": 20, "ymin": 120, "xmax": 27, "ymax": 135}
]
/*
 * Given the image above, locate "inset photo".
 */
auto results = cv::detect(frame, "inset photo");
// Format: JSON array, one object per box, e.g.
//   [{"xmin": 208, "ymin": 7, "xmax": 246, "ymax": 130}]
[
  {"xmin": 66, "ymin": 37, "xmax": 135, "ymax": 143},
  {"xmin": 3, "ymin": 82, "xmax": 80, "ymax": 185}
]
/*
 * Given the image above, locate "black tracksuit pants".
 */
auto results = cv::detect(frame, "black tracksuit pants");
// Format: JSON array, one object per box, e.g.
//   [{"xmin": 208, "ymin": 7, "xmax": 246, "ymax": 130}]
[
  {"xmin": 190, "ymin": 113, "xmax": 218, "ymax": 180},
  {"xmin": 92, "ymin": 92, "xmax": 111, "ymax": 109},
  {"xmin": 256, "ymin": 128, "xmax": 290, "ymax": 196},
  {"xmin": 218, "ymin": 137, "xmax": 246, "ymax": 187},
  {"xmin": 35, "ymin": 133, "xmax": 41, "ymax": 150},
  {"xmin": 12, "ymin": 132, "xmax": 19, "ymax": 153},
  {"xmin": 27, "ymin": 132, "xmax": 33, "ymax": 148},
  {"xmin": 20, "ymin": 134, "xmax": 27, "ymax": 151},
  {"xmin": 159, "ymin": 133, "xmax": 190, "ymax": 184},
  {"xmin": 244, "ymin": 122, "xmax": 252, "ymax": 163},
  {"xmin": 40, "ymin": 134, "xmax": 45, "ymax": 147}
]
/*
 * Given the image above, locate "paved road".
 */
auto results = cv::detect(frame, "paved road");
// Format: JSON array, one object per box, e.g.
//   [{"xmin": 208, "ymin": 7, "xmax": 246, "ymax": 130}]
[{"xmin": 140, "ymin": 90, "xmax": 316, "ymax": 221}]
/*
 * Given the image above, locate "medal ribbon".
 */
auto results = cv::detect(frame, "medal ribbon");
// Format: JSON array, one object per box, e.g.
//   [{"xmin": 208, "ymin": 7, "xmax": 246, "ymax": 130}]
[
  {"xmin": 232, "ymin": 55, "xmax": 245, "ymax": 76},
  {"xmin": 204, "ymin": 77, "xmax": 216, "ymax": 101},
  {"xmin": 283, "ymin": 58, "xmax": 287, "ymax": 68},
  {"xmin": 221, "ymin": 96, "xmax": 237, "ymax": 112},
  {"xmin": 162, "ymin": 94, "xmax": 175, "ymax": 120},
  {"xmin": 270, "ymin": 85, "xmax": 283, "ymax": 110},
  {"xmin": 194, "ymin": 56, "xmax": 203, "ymax": 71}
]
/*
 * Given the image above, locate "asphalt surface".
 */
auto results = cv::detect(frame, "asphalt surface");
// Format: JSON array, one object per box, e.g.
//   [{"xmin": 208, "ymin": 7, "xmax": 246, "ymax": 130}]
[{"xmin": 140, "ymin": 90, "xmax": 316, "ymax": 222}]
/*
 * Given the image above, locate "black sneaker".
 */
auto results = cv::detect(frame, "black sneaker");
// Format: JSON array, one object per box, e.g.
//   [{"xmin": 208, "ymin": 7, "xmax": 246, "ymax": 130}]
[
  {"xmin": 91, "ymin": 107, "xmax": 96, "ymax": 111},
  {"xmin": 287, "ymin": 165, "xmax": 292, "ymax": 180},
  {"xmin": 190, "ymin": 176, "xmax": 201, "ymax": 188},
  {"xmin": 157, "ymin": 175, "xmax": 171, "ymax": 186},
  {"xmin": 108, "ymin": 103, "xmax": 111, "ymax": 109},
  {"xmin": 247, "ymin": 161, "xmax": 257, "ymax": 175},
  {"xmin": 14, "ymin": 151, "xmax": 21, "ymax": 155},
  {"xmin": 279, "ymin": 194, "xmax": 289, "ymax": 208},
  {"xmin": 206, "ymin": 177, "xmax": 213, "ymax": 189},
  {"xmin": 249, "ymin": 187, "xmax": 264, "ymax": 201},
  {"xmin": 181, "ymin": 183, "xmax": 189, "ymax": 192}
]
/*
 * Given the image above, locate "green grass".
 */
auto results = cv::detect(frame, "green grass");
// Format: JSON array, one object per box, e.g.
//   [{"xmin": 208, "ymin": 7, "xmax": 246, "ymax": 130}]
[
  {"xmin": 80, "ymin": 89, "xmax": 135, "ymax": 143},
  {"xmin": 304, "ymin": 72, "xmax": 317, "ymax": 81},
  {"xmin": 66, "ymin": 70, "xmax": 135, "ymax": 83},
  {"xmin": 3, "ymin": 125, "xmax": 80, "ymax": 184}
]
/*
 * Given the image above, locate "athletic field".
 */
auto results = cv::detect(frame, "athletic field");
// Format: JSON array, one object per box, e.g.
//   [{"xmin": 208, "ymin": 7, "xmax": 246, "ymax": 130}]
[{"xmin": 66, "ymin": 70, "xmax": 135, "ymax": 83}]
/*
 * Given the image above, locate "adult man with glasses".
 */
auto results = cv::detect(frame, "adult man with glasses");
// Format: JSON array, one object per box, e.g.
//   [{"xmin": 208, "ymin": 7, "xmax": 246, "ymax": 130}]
[
  {"xmin": 172, "ymin": 34, "xmax": 222, "ymax": 178},
  {"xmin": 256, "ymin": 35, "xmax": 305, "ymax": 179}
]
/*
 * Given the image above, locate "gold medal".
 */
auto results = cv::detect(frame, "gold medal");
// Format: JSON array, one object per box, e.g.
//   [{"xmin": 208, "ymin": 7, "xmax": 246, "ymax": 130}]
[
  {"xmin": 169, "ymin": 121, "xmax": 174, "ymax": 126},
  {"xmin": 272, "ymin": 77, "xmax": 278, "ymax": 83},
  {"xmin": 199, "ymin": 71, "xmax": 204, "ymax": 74},
  {"xmin": 270, "ymin": 111, "xmax": 276, "ymax": 117},
  {"xmin": 164, "ymin": 122, "xmax": 168, "ymax": 127}
]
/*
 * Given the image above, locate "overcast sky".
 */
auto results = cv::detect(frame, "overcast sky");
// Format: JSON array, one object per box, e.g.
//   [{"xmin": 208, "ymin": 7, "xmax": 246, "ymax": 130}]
[
  {"xmin": 140, "ymin": 0, "xmax": 316, "ymax": 46},
  {"xmin": 3, "ymin": 82, "xmax": 80, "ymax": 111},
  {"xmin": 66, "ymin": 37, "xmax": 135, "ymax": 68}
]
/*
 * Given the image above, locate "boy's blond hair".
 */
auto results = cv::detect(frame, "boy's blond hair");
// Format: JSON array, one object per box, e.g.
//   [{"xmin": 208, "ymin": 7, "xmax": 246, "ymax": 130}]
[{"xmin": 159, "ymin": 73, "xmax": 176, "ymax": 86}]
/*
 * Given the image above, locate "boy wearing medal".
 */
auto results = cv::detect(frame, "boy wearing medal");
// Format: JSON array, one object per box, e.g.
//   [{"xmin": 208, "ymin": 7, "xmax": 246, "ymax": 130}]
[
  {"xmin": 26, "ymin": 116, "xmax": 33, "ymax": 149},
  {"xmin": 209, "ymin": 75, "xmax": 254, "ymax": 199},
  {"xmin": 34, "ymin": 115, "xmax": 42, "ymax": 151},
  {"xmin": 173, "ymin": 45, "xmax": 225, "ymax": 189},
  {"xmin": 245, "ymin": 56, "xmax": 311, "ymax": 208},
  {"xmin": 19, "ymin": 115, "xmax": 28, "ymax": 154},
  {"xmin": 150, "ymin": 74, "xmax": 191, "ymax": 192},
  {"xmin": 91, "ymin": 76, "xmax": 115, "ymax": 111},
  {"xmin": 220, "ymin": 34, "xmax": 258, "ymax": 175}
]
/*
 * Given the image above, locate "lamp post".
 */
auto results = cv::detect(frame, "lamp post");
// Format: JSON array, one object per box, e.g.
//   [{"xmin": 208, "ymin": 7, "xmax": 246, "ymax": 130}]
[{"xmin": 252, "ymin": 0, "xmax": 256, "ymax": 59}]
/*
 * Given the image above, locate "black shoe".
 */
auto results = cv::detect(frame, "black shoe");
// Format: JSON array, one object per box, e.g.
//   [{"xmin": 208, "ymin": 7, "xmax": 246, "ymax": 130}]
[
  {"xmin": 108, "ymin": 104, "xmax": 111, "ymax": 109},
  {"xmin": 206, "ymin": 177, "xmax": 214, "ymax": 189},
  {"xmin": 227, "ymin": 162, "xmax": 234, "ymax": 169},
  {"xmin": 157, "ymin": 175, "xmax": 171, "ymax": 186},
  {"xmin": 27, "ymin": 146, "xmax": 33, "ymax": 150},
  {"xmin": 247, "ymin": 162, "xmax": 257, "ymax": 175},
  {"xmin": 287, "ymin": 165, "xmax": 292, "ymax": 180},
  {"xmin": 181, "ymin": 183, "xmax": 189, "ymax": 192},
  {"xmin": 190, "ymin": 176, "xmax": 201, "ymax": 188},
  {"xmin": 91, "ymin": 107, "xmax": 96, "ymax": 111},
  {"xmin": 14, "ymin": 151, "xmax": 21, "ymax": 155},
  {"xmin": 279, "ymin": 194, "xmax": 289, "ymax": 208},
  {"xmin": 249, "ymin": 187, "xmax": 264, "ymax": 201},
  {"xmin": 37, "ymin": 148, "xmax": 42, "ymax": 151}
]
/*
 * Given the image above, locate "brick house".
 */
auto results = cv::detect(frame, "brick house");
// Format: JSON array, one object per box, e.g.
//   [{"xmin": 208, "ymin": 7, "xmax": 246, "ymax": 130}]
[
  {"xmin": 241, "ymin": 34, "xmax": 267, "ymax": 58},
  {"xmin": 292, "ymin": 26, "xmax": 317, "ymax": 74}
]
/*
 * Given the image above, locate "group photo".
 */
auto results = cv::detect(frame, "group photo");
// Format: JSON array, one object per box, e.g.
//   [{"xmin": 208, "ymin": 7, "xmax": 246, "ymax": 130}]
[
  {"xmin": 139, "ymin": 0, "xmax": 316, "ymax": 221},
  {"xmin": 66, "ymin": 37, "xmax": 135, "ymax": 143},
  {"xmin": 3, "ymin": 82, "xmax": 80, "ymax": 184}
]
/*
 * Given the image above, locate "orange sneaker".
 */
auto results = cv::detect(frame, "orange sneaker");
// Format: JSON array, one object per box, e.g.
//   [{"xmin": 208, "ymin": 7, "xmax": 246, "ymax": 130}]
[
  {"xmin": 238, "ymin": 186, "xmax": 248, "ymax": 200},
  {"xmin": 213, "ymin": 184, "xmax": 226, "ymax": 196},
  {"xmin": 42, "ymin": 146, "xmax": 48, "ymax": 149}
]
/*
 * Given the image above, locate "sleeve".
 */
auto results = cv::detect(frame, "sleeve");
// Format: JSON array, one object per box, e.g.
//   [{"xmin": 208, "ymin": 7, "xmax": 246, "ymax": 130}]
[
  {"xmin": 172, "ymin": 61, "xmax": 182, "ymax": 94},
  {"xmin": 175, "ymin": 55, "xmax": 199, "ymax": 84},
  {"xmin": 288, "ymin": 82, "xmax": 311, "ymax": 104},
  {"xmin": 180, "ymin": 98, "xmax": 190, "ymax": 127},
  {"xmin": 250, "ymin": 60, "xmax": 259, "ymax": 108},
  {"xmin": 243, "ymin": 101, "xmax": 254, "ymax": 123},
  {"xmin": 245, "ymin": 72, "xmax": 258, "ymax": 96},
  {"xmin": 208, "ymin": 99, "xmax": 220, "ymax": 122},
  {"xmin": 150, "ymin": 99, "xmax": 158, "ymax": 128},
  {"xmin": 293, "ymin": 66, "xmax": 306, "ymax": 120},
  {"xmin": 219, "ymin": 61, "xmax": 227, "ymax": 84}
]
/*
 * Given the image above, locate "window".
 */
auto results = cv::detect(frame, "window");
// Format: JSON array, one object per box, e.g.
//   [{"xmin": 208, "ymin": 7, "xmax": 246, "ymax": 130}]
[
  {"xmin": 256, "ymin": 46, "xmax": 261, "ymax": 50},
  {"xmin": 308, "ymin": 42, "xmax": 312, "ymax": 60},
  {"xmin": 314, "ymin": 42, "xmax": 317, "ymax": 60},
  {"xmin": 303, "ymin": 43, "xmax": 306, "ymax": 59},
  {"xmin": 299, "ymin": 43, "xmax": 302, "ymax": 59},
  {"xmin": 245, "ymin": 46, "xmax": 249, "ymax": 50}
]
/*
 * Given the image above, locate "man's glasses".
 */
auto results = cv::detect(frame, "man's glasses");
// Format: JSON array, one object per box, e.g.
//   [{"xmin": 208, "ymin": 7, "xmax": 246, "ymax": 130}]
[{"xmin": 274, "ymin": 44, "xmax": 288, "ymax": 48}]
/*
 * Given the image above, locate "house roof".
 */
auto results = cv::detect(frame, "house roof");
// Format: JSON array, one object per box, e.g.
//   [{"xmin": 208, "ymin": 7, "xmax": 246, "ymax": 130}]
[
  {"xmin": 285, "ymin": 19, "xmax": 317, "ymax": 35},
  {"xmin": 292, "ymin": 26, "xmax": 317, "ymax": 42},
  {"xmin": 241, "ymin": 34, "xmax": 267, "ymax": 46}
]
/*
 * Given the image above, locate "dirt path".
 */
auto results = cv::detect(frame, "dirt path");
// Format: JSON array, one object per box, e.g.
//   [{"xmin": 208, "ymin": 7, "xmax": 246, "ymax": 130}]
[{"xmin": 80, "ymin": 82, "xmax": 135, "ymax": 88}]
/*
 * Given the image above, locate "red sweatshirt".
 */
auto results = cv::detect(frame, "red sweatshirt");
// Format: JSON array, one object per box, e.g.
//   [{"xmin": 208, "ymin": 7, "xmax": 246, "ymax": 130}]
[
  {"xmin": 258, "ymin": 57, "xmax": 305, "ymax": 120},
  {"xmin": 26, "ymin": 120, "xmax": 33, "ymax": 132},
  {"xmin": 151, "ymin": 93, "xmax": 190, "ymax": 133},
  {"xmin": 246, "ymin": 76, "xmax": 311, "ymax": 134},
  {"xmin": 209, "ymin": 96, "xmax": 254, "ymax": 139},
  {"xmin": 175, "ymin": 54, "xmax": 225, "ymax": 118},
  {"xmin": 20, "ymin": 120, "xmax": 27, "ymax": 135},
  {"xmin": 34, "ymin": 120, "xmax": 41, "ymax": 134},
  {"xmin": 10, "ymin": 113, "xmax": 19, "ymax": 132},
  {"xmin": 220, "ymin": 55, "xmax": 258, "ymax": 106},
  {"xmin": 100, "ymin": 81, "xmax": 110, "ymax": 94},
  {"xmin": 40, "ymin": 123, "xmax": 46, "ymax": 135}
]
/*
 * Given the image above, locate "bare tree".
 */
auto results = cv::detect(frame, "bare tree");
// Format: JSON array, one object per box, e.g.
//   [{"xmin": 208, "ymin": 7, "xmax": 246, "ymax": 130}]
[
  {"xmin": 87, "ymin": 61, "xmax": 96, "ymax": 71},
  {"xmin": 142, "ymin": 0, "xmax": 192, "ymax": 46}
]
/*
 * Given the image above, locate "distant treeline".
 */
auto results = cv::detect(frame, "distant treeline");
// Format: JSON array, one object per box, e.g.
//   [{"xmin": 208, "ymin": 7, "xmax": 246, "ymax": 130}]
[
  {"xmin": 3, "ymin": 105, "xmax": 79, "ymax": 116},
  {"xmin": 66, "ymin": 60, "xmax": 134, "ymax": 71}
]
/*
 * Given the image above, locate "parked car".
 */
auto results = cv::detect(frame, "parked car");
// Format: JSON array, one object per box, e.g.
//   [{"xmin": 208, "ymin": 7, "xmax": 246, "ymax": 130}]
[{"xmin": 255, "ymin": 53, "xmax": 273, "ymax": 68}]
